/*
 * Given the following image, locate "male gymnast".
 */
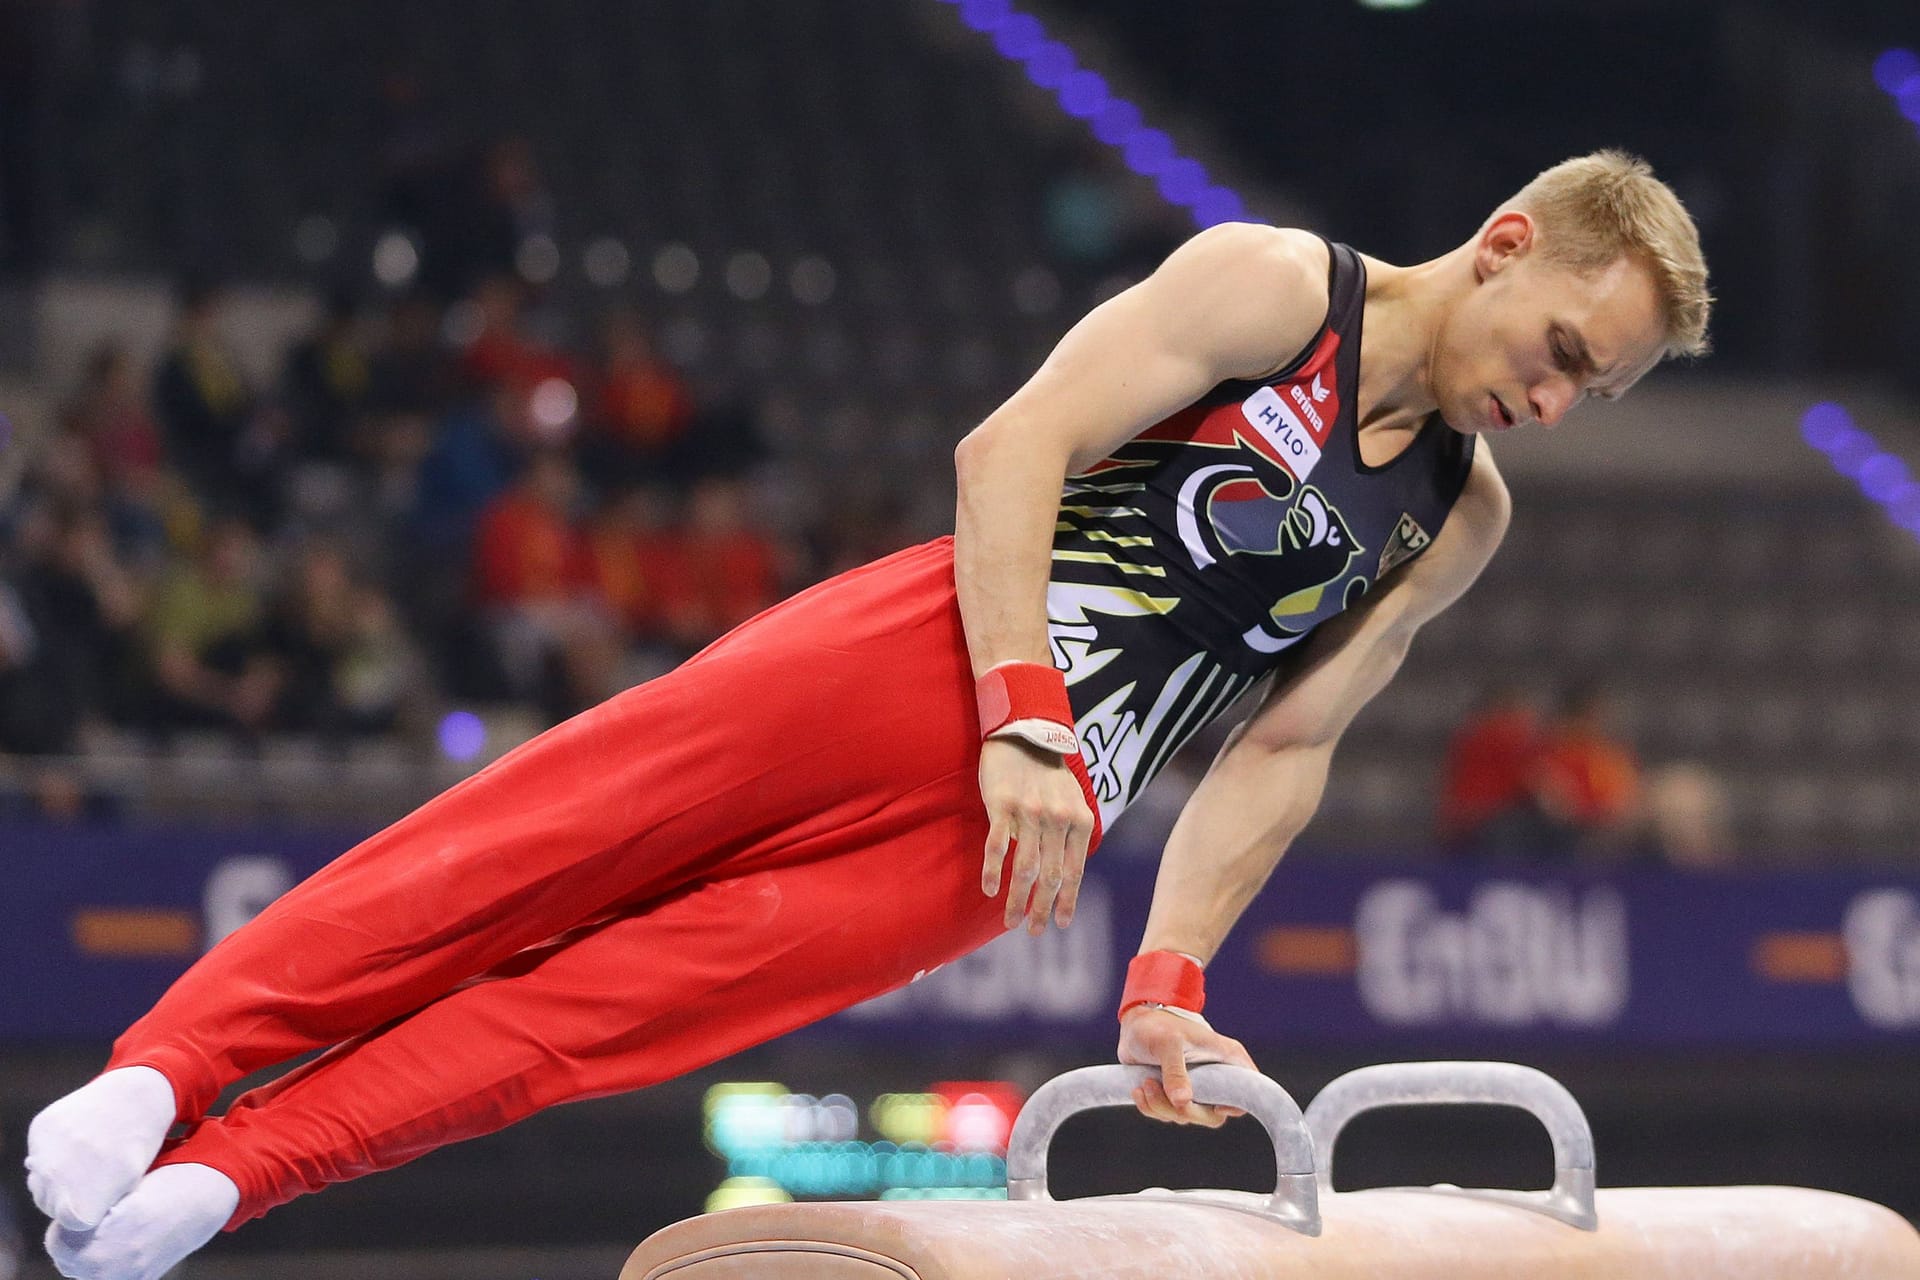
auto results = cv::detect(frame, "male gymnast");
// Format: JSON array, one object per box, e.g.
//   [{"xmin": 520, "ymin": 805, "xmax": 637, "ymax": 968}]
[{"xmin": 28, "ymin": 150, "xmax": 1708, "ymax": 1280}]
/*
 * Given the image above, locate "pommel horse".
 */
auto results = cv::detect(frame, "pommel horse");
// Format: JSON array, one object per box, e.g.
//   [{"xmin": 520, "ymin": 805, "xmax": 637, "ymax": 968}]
[{"xmin": 621, "ymin": 1061, "xmax": 1920, "ymax": 1278}]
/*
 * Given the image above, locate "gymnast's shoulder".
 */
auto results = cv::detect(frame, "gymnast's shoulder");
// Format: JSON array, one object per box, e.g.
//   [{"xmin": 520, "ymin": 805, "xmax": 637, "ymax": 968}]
[{"xmin": 1141, "ymin": 223, "xmax": 1331, "ymax": 370}]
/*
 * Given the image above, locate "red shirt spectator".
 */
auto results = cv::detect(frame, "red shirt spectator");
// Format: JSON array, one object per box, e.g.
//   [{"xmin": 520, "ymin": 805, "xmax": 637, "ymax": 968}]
[
  {"xmin": 655, "ymin": 479, "xmax": 784, "ymax": 648},
  {"xmin": 459, "ymin": 277, "xmax": 576, "ymax": 393},
  {"xmin": 586, "ymin": 487, "xmax": 687, "ymax": 639},
  {"xmin": 1437, "ymin": 691, "xmax": 1541, "ymax": 843},
  {"xmin": 1537, "ymin": 726, "xmax": 1641, "ymax": 829},
  {"xmin": 472, "ymin": 453, "xmax": 592, "ymax": 607},
  {"xmin": 592, "ymin": 311, "xmax": 692, "ymax": 455}
]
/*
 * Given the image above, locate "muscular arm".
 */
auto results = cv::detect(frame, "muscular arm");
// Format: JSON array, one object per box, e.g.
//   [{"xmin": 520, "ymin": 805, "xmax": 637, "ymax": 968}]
[
  {"xmin": 953, "ymin": 224, "xmax": 1328, "ymax": 677},
  {"xmin": 1139, "ymin": 446, "xmax": 1512, "ymax": 962},
  {"xmin": 1118, "ymin": 447, "xmax": 1510, "ymax": 1127},
  {"xmin": 952, "ymin": 224, "xmax": 1330, "ymax": 932}
]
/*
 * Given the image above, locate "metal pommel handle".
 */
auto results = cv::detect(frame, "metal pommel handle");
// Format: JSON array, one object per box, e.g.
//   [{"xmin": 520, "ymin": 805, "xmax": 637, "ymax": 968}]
[
  {"xmin": 1005, "ymin": 1063, "xmax": 1321, "ymax": 1236},
  {"xmin": 1303, "ymin": 1061, "xmax": 1598, "ymax": 1231}
]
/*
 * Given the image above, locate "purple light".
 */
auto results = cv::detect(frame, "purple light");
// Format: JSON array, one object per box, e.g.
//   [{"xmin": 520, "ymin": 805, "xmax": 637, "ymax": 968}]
[
  {"xmin": 1799, "ymin": 401, "xmax": 1854, "ymax": 450},
  {"xmin": 1192, "ymin": 185, "xmax": 1248, "ymax": 227},
  {"xmin": 1827, "ymin": 433, "xmax": 1878, "ymax": 479},
  {"xmin": 1090, "ymin": 98, "xmax": 1141, "ymax": 146},
  {"xmin": 1155, "ymin": 157, "xmax": 1209, "ymax": 206},
  {"xmin": 1874, "ymin": 48, "xmax": 1920, "ymax": 96},
  {"xmin": 1900, "ymin": 81, "xmax": 1920, "ymax": 125},
  {"xmin": 1858, "ymin": 452, "xmax": 1913, "ymax": 503},
  {"xmin": 1803, "ymin": 401, "xmax": 1920, "ymax": 545},
  {"xmin": 1021, "ymin": 40, "xmax": 1075, "ymax": 89},
  {"xmin": 950, "ymin": 0, "xmax": 1255, "ymax": 233},
  {"xmin": 958, "ymin": 0, "xmax": 1011, "ymax": 32},
  {"xmin": 438, "ymin": 710, "xmax": 487, "ymax": 762},
  {"xmin": 1121, "ymin": 127, "xmax": 1176, "ymax": 174},
  {"xmin": 0, "ymin": 412, "xmax": 11, "ymax": 449},
  {"xmin": 1057, "ymin": 69, "xmax": 1109, "ymax": 118},
  {"xmin": 992, "ymin": 13, "xmax": 1044, "ymax": 58},
  {"xmin": 1894, "ymin": 487, "xmax": 1920, "ymax": 531}
]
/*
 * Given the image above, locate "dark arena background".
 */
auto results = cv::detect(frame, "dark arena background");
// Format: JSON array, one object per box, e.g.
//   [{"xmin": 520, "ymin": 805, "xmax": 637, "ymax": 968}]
[{"xmin": 2, "ymin": 1, "xmax": 1920, "ymax": 1276}]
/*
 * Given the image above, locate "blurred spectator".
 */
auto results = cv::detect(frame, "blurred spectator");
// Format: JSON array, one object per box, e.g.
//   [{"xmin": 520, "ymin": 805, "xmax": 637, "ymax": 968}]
[
  {"xmin": 1533, "ymin": 683, "xmax": 1643, "ymax": 856},
  {"xmin": 264, "ymin": 541, "xmax": 423, "ymax": 738},
  {"xmin": 280, "ymin": 287, "xmax": 372, "ymax": 464},
  {"xmin": 376, "ymin": 67, "xmax": 455, "ymax": 238},
  {"xmin": 59, "ymin": 343, "xmax": 173, "ymax": 567},
  {"xmin": 458, "ymin": 276, "xmax": 575, "ymax": 393},
  {"xmin": 367, "ymin": 292, "xmax": 457, "ymax": 417},
  {"xmin": 585, "ymin": 309, "xmax": 694, "ymax": 483},
  {"xmin": 471, "ymin": 451, "xmax": 619, "ymax": 716},
  {"xmin": 587, "ymin": 484, "xmax": 683, "ymax": 647},
  {"xmin": 0, "ymin": 507, "xmax": 143, "ymax": 752},
  {"xmin": 415, "ymin": 135, "xmax": 557, "ymax": 299},
  {"xmin": 142, "ymin": 518, "xmax": 281, "ymax": 736},
  {"xmin": 659, "ymin": 476, "xmax": 787, "ymax": 651},
  {"xmin": 410, "ymin": 381, "xmax": 531, "ymax": 559},
  {"xmin": 65, "ymin": 341, "xmax": 164, "ymax": 489},
  {"xmin": 1436, "ymin": 685, "xmax": 1542, "ymax": 856},
  {"xmin": 1636, "ymin": 761, "xmax": 1736, "ymax": 870},
  {"xmin": 152, "ymin": 281, "xmax": 257, "ymax": 502}
]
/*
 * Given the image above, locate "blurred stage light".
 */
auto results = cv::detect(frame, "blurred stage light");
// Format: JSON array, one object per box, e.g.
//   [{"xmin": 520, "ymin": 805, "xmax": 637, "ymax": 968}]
[
  {"xmin": 371, "ymin": 230, "xmax": 420, "ymax": 287},
  {"xmin": 725, "ymin": 251, "xmax": 773, "ymax": 301},
  {"xmin": 1800, "ymin": 403, "xmax": 1920, "ymax": 539},
  {"xmin": 1057, "ymin": 69, "xmax": 1109, "ymax": 119},
  {"xmin": 582, "ymin": 236, "xmax": 631, "ymax": 287},
  {"xmin": 1090, "ymin": 99, "xmax": 1142, "ymax": 147},
  {"xmin": 652, "ymin": 243, "xmax": 700, "ymax": 294},
  {"xmin": 958, "ymin": 0, "xmax": 1012, "ymax": 32},
  {"xmin": 1155, "ymin": 157, "xmax": 1209, "ymax": 205},
  {"xmin": 790, "ymin": 255, "xmax": 838, "ymax": 305},
  {"xmin": 991, "ymin": 13, "xmax": 1045, "ymax": 58},
  {"xmin": 1358, "ymin": 0, "xmax": 1428, "ymax": 9},
  {"xmin": 1021, "ymin": 40, "xmax": 1075, "ymax": 90},
  {"xmin": 528, "ymin": 378, "xmax": 579, "ymax": 436},
  {"xmin": 940, "ymin": 0, "xmax": 1244, "ymax": 228},
  {"xmin": 516, "ymin": 234, "xmax": 561, "ymax": 285},
  {"xmin": 705, "ymin": 1177, "xmax": 792, "ymax": 1213},
  {"xmin": 1874, "ymin": 48, "xmax": 1920, "ymax": 96},
  {"xmin": 437, "ymin": 711, "xmax": 486, "ymax": 762}
]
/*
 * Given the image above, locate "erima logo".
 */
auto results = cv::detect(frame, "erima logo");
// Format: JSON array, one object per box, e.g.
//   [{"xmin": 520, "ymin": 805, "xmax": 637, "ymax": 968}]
[{"xmin": 1288, "ymin": 383, "xmax": 1324, "ymax": 432}]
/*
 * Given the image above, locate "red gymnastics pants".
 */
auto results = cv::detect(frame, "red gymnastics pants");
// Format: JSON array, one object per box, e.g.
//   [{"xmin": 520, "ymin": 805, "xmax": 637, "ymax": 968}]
[{"xmin": 105, "ymin": 536, "xmax": 1102, "ymax": 1228}]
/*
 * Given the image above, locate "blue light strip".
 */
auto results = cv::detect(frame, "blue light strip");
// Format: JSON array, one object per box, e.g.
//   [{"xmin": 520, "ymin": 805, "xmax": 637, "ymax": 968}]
[
  {"xmin": 1797, "ymin": 52, "xmax": 1920, "ymax": 543},
  {"xmin": 1801, "ymin": 403, "xmax": 1920, "ymax": 536},
  {"xmin": 1874, "ymin": 47, "xmax": 1920, "ymax": 135},
  {"xmin": 941, "ymin": 0, "xmax": 1247, "ymax": 227}
]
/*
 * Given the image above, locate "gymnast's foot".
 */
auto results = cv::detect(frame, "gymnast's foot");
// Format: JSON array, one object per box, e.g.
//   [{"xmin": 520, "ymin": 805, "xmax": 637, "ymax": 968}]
[
  {"xmin": 44, "ymin": 1164, "xmax": 237, "ymax": 1280},
  {"xmin": 25, "ymin": 1067, "xmax": 178, "ymax": 1231}
]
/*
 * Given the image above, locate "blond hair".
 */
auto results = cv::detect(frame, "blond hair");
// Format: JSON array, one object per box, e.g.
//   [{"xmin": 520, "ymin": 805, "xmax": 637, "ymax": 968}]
[{"xmin": 1505, "ymin": 150, "xmax": 1712, "ymax": 359}]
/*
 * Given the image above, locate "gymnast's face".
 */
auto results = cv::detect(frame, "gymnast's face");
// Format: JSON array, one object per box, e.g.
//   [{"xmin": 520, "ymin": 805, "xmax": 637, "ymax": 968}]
[{"xmin": 1433, "ymin": 212, "xmax": 1668, "ymax": 434}]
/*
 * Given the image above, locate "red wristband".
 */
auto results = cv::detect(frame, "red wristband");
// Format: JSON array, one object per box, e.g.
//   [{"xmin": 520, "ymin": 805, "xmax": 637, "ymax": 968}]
[
  {"xmin": 975, "ymin": 662, "xmax": 1077, "ymax": 754},
  {"xmin": 1118, "ymin": 950, "xmax": 1206, "ymax": 1022}
]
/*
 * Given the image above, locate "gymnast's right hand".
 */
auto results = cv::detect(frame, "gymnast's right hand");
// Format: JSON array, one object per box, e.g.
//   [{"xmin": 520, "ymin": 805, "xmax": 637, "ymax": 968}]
[
  {"xmin": 1118, "ymin": 1005, "xmax": 1257, "ymax": 1128},
  {"xmin": 978, "ymin": 737, "xmax": 1096, "ymax": 935}
]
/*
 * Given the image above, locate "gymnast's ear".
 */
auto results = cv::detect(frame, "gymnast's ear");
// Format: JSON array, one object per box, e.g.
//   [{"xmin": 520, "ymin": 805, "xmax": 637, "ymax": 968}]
[{"xmin": 1474, "ymin": 210, "xmax": 1537, "ymax": 279}]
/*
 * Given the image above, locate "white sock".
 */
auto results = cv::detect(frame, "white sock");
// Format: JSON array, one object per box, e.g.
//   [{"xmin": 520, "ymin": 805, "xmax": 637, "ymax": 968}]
[
  {"xmin": 25, "ymin": 1067, "xmax": 178, "ymax": 1230},
  {"xmin": 44, "ymin": 1163, "xmax": 238, "ymax": 1280}
]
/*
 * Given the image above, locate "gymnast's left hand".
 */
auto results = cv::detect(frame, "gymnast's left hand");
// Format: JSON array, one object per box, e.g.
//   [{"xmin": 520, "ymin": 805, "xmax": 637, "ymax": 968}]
[{"xmin": 1117, "ymin": 1005, "xmax": 1256, "ymax": 1128}]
